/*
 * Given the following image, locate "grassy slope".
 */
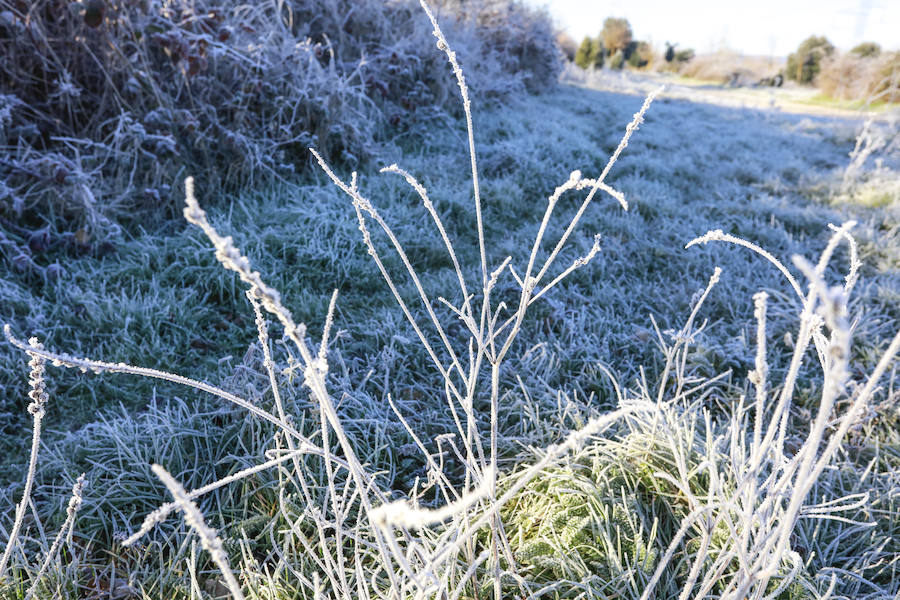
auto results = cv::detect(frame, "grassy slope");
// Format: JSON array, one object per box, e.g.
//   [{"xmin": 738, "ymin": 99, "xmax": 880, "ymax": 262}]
[
  {"xmin": 2, "ymin": 81, "xmax": 899, "ymax": 595},
  {"xmin": 3, "ymin": 81, "xmax": 898, "ymax": 454}
]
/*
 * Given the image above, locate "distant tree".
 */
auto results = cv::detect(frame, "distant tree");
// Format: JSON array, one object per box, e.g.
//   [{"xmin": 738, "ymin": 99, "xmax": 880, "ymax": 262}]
[
  {"xmin": 665, "ymin": 42, "xmax": 676, "ymax": 63},
  {"xmin": 626, "ymin": 41, "xmax": 652, "ymax": 69},
  {"xmin": 600, "ymin": 17, "xmax": 632, "ymax": 55},
  {"xmin": 588, "ymin": 38, "xmax": 605, "ymax": 68},
  {"xmin": 675, "ymin": 48, "xmax": 695, "ymax": 63},
  {"xmin": 608, "ymin": 49, "xmax": 625, "ymax": 70},
  {"xmin": 850, "ymin": 42, "xmax": 881, "ymax": 58},
  {"xmin": 574, "ymin": 36, "xmax": 594, "ymax": 68},
  {"xmin": 574, "ymin": 35, "xmax": 604, "ymax": 69},
  {"xmin": 785, "ymin": 36, "xmax": 835, "ymax": 84},
  {"xmin": 557, "ymin": 32, "xmax": 578, "ymax": 62}
]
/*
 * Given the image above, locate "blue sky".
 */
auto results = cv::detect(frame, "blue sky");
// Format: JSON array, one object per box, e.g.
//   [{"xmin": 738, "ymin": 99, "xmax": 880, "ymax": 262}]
[{"xmin": 521, "ymin": 0, "xmax": 900, "ymax": 57}]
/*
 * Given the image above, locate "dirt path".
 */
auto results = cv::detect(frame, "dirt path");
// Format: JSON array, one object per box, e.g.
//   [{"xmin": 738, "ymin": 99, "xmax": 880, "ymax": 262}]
[{"xmin": 565, "ymin": 68, "xmax": 885, "ymax": 121}]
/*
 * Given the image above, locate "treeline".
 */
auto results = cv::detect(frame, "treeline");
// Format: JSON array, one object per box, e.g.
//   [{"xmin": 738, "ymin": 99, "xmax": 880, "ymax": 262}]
[
  {"xmin": 565, "ymin": 19, "xmax": 898, "ymax": 105},
  {"xmin": 566, "ymin": 18, "xmax": 771, "ymax": 86},
  {"xmin": 569, "ymin": 18, "xmax": 673, "ymax": 71}
]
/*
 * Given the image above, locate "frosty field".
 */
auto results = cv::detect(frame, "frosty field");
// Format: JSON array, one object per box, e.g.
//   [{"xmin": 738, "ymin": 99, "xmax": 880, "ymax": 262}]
[{"xmin": 2, "ymin": 63, "xmax": 900, "ymax": 599}]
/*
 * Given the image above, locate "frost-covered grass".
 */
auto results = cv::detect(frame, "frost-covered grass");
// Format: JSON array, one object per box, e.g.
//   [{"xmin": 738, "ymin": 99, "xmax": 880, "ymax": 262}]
[{"xmin": 2, "ymin": 10, "xmax": 900, "ymax": 598}]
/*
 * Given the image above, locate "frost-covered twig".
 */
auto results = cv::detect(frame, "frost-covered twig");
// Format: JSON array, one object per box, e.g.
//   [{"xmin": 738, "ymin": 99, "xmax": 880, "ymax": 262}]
[
  {"xmin": 123, "ymin": 449, "xmax": 313, "ymax": 547},
  {"xmin": 0, "ymin": 338, "xmax": 50, "ymax": 577},
  {"xmin": 370, "ymin": 465, "xmax": 496, "ymax": 530},
  {"xmin": 3, "ymin": 325, "xmax": 308, "ymax": 445},
  {"xmin": 23, "ymin": 475, "xmax": 86, "ymax": 600},
  {"xmin": 152, "ymin": 464, "xmax": 246, "ymax": 600}
]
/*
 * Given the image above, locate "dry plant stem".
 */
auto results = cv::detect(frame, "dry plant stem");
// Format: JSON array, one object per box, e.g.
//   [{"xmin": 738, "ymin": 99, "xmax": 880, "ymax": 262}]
[
  {"xmin": 531, "ymin": 89, "xmax": 659, "ymax": 289},
  {"xmin": 698, "ymin": 227, "xmax": 895, "ymax": 600},
  {"xmin": 310, "ymin": 150, "xmax": 469, "ymax": 389},
  {"xmin": 311, "ymin": 150, "xmax": 485, "ymax": 478},
  {"xmin": 489, "ymin": 167, "xmax": 643, "ymax": 346},
  {"xmin": 227, "ymin": 295, "xmax": 348, "ymax": 590},
  {"xmin": 183, "ymin": 178, "xmax": 407, "ymax": 594},
  {"xmin": 123, "ymin": 448, "xmax": 312, "ymax": 547},
  {"xmin": 827, "ymin": 223, "xmax": 861, "ymax": 293},
  {"xmin": 386, "ymin": 394, "xmax": 460, "ymax": 503},
  {"xmin": 416, "ymin": 0, "xmax": 485, "ymax": 294},
  {"xmin": 318, "ymin": 387, "xmax": 352, "ymax": 595},
  {"xmin": 750, "ymin": 291, "xmax": 769, "ymax": 459},
  {"xmin": 247, "ymin": 293, "xmax": 308, "ymax": 488},
  {"xmin": 23, "ymin": 474, "xmax": 86, "ymax": 600},
  {"xmin": 152, "ymin": 465, "xmax": 246, "ymax": 600},
  {"xmin": 319, "ymin": 289, "xmax": 340, "ymax": 361},
  {"xmin": 2, "ymin": 325, "xmax": 307, "ymax": 445},
  {"xmin": 767, "ymin": 225, "xmax": 856, "ymax": 459},
  {"xmin": 248, "ymin": 289, "xmax": 331, "ymax": 541},
  {"xmin": 686, "ymin": 230, "xmax": 805, "ymax": 303},
  {"xmin": 380, "ymin": 164, "xmax": 474, "ymax": 329},
  {"xmin": 476, "ymin": 92, "xmax": 659, "ymax": 596},
  {"xmin": 763, "ymin": 326, "xmax": 900, "ymax": 580},
  {"xmin": 656, "ymin": 267, "xmax": 722, "ymax": 405},
  {"xmin": 183, "ymin": 178, "xmax": 380, "ymax": 501},
  {"xmin": 0, "ymin": 416, "xmax": 41, "ymax": 574},
  {"xmin": 416, "ymin": 19, "xmax": 499, "ymax": 579},
  {"xmin": 0, "ymin": 339, "xmax": 49, "ymax": 578}
]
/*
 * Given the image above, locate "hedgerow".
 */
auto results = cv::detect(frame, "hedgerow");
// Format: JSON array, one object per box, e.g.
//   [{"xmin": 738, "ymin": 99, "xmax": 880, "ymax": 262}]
[{"xmin": 0, "ymin": 0, "xmax": 561, "ymax": 240}]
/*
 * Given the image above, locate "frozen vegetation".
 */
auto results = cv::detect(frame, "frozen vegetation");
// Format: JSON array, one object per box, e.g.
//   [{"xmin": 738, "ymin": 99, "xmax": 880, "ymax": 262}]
[{"xmin": 2, "ymin": 3, "xmax": 900, "ymax": 599}]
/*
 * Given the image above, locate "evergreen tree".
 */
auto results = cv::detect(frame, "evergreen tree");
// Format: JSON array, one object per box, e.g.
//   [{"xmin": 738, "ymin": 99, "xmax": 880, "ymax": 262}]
[
  {"xmin": 609, "ymin": 49, "xmax": 625, "ymax": 70},
  {"xmin": 627, "ymin": 41, "xmax": 652, "ymax": 69},
  {"xmin": 785, "ymin": 36, "xmax": 835, "ymax": 84},
  {"xmin": 665, "ymin": 43, "xmax": 676, "ymax": 63},
  {"xmin": 574, "ymin": 36, "xmax": 594, "ymax": 69},
  {"xmin": 588, "ymin": 39, "xmax": 605, "ymax": 68}
]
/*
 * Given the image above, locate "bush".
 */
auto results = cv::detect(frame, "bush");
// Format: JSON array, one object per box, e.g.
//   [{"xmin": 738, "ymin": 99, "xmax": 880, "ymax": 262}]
[
  {"xmin": 816, "ymin": 53, "xmax": 876, "ymax": 100},
  {"xmin": 0, "ymin": 0, "xmax": 561, "ymax": 239},
  {"xmin": 675, "ymin": 48, "xmax": 696, "ymax": 63},
  {"xmin": 557, "ymin": 32, "xmax": 578, "ymax": 62},
  {"xmin": 626, "ymin": 41, "xmax": 653, "ymax": 69},
  {"xmin": 467, "ymin": 0, "xmax": 564, "ymax": 93},
  {"xmin": 675, "ymin": 48, "xmax": 696, "ymax": 64},
  {"xmin": 785, "ymin": 35, "xmax": 835, "ymax": 84},
  {"xmin": 851, "ymin": 42, "xmax": 881, "ymax": 58},
  {"xmin": 575, "ymin": 37, "xmax": 593, "ymax": 68},
  {"xmin": 870, "ymin": 51, "xmax": 900, "ymax": 104},
  {"xmin": 815, "ymin": 50, "xmax": 900, "ymax": 104},
  {"xmin": 608, "ymin": 49, "xmax": 625, "ymax": 70},
  {"xmin": 676, "ymin": 51, "xmax": 772, "ymax": 85},
  {"xmin": 589, "ymin": 38, "xmax": 606, "ymax": 69}
]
